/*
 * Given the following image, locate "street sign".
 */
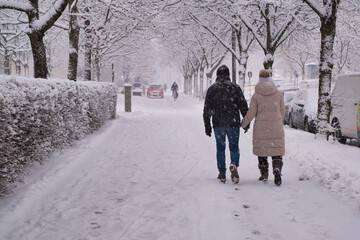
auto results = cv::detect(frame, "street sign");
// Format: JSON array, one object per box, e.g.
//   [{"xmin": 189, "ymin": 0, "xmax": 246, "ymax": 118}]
[{"xmin": 247, "ymin": 71, "xmax": 252, "ymax": 78}]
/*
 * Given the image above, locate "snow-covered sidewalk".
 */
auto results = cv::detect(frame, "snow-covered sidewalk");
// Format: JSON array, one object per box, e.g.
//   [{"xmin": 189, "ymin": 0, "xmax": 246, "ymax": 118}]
[{"xmin": 0, "ymin": 93, "xmax": 360, "ymax": 240}]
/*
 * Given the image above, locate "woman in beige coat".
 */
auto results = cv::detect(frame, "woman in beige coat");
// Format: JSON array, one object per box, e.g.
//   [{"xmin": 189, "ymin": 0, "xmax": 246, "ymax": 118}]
[{"xmin": 241, "ymin": 69, "xmax": 285, "ymax": 186}]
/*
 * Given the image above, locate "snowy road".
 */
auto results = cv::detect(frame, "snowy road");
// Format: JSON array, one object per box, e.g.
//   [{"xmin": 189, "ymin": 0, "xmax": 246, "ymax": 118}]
[{"xmin": 1, "ymin": 92, "xmax": 360, "ymax": 240}]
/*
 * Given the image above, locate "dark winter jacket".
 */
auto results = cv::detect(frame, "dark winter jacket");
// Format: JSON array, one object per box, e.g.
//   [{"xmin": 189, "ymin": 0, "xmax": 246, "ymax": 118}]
[
  {"xmin": 171, "ymin": 82, "xmax": 178, "ymax": 92},
  {"xmin": 203, "ymin": 76, "xmax": 248, "ymax": 129}
]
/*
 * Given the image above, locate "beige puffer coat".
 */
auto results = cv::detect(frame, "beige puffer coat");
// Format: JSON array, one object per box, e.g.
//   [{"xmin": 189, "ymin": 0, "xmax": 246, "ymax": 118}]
[{"xmin": 241, "ymin": 81, "xmax": 285, "ymax": 157}]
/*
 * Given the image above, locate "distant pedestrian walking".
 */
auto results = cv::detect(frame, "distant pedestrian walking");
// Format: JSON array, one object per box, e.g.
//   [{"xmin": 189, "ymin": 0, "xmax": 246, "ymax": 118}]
[
  {"xmin": 241, "ymin": 69, "xmax": 285, "ymax": 186},
  {"xmin": 203, "ymin": 65, "xmax": 248, "ymax": 183}
]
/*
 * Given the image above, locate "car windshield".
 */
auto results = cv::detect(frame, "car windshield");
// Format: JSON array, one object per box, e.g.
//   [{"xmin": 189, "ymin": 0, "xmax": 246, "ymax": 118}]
[
  {"xmin": 133, "ymin": 83, "xmax": 141, "ymax": 88},
  {"xmin": 150, "ymin": 84, "xmax": 161, "ymax": 89},
  {"xmin": 284, "ymin": 93, "xmax": 295, "ymax": 103}
]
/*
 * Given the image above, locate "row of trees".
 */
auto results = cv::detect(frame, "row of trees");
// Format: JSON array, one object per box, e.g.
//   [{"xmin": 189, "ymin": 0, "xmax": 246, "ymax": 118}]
[
  {"xmin": 1, "ymin": 0, "xmax": 360, "ymax": 138},
  {"xmin": 0, "ymin": 0, "xmax": 171, "ymax": 80},
  {"xmin": 157, "ymin": 0, "xmax": 359, "ymax": 138}
]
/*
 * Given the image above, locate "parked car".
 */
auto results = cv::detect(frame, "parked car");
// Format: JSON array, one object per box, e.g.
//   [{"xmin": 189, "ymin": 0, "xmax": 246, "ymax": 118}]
[
  {"xmin": 273, "ymin": 78, "xmax": 285, "ymax": 88},
  {"xmin": 285, "ymin": 88, "xmax": 318, "ymax": 133},
  {"xmin": 278, "ymin": 82, "xmax": 299, "ymax": 92},
  {"xmin": 132, "ymin": 82, "xmax": 143, "ymax": 96},
  {"xmin": 147, "ymin": 83, "xmax": 164, "ymax": 98},
  {"xmin": 330, "ymin": 73, "xmax": 360, "ymax": 144},
  {"xmin": 132, "ymin": 82, "xmax": 142, "ymax": 89},
  {"xmin": 299, "ymin": 79, "xmax": 319, "ymax": 89}
]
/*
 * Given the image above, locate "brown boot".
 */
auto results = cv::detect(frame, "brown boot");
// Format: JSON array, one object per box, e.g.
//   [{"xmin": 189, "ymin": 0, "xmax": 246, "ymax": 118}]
[
  {"xmin": 258, "ymin": 163, "xmax": 269, "ymax": 181},
  {"xmin": 272, "ymin": 158, "xmax": 283, "ymax": 186},
  {"xmin": 258, "ymin": 157, "xmax": 269, "ymax": 181}
]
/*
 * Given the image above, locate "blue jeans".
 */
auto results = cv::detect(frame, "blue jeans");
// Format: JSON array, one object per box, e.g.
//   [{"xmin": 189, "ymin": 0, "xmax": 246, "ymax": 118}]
[{"xmin": 214, "ymin": 128, "xmax": 240, "ymax": 175}]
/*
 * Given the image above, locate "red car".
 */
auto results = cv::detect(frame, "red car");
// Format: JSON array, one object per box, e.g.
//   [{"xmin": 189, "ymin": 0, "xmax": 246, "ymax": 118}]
[{"xmin": 147, "ymin": 84, "xmax": 164, "ymax": 98}]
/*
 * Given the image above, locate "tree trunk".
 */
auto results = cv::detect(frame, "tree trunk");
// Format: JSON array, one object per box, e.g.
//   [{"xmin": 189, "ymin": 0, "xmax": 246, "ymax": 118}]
[
  {"xmin": 263, "ymin": 51, "xmax": 274, "ymax": 74},
  {"xmin": 112, "ymin": 63, "xmax": 115, "ymax": 82},
  {"xmin": 67, "ymin": 3, "xmax": 80, "ymax": 81},
  {"xmin": 24, "ymin": 63, "xmax": 29, "ymax": 77},
  {"xmin": 316, "ymin": 16, "xmax": 337, "ymax": 138},
  {"xmin": 84, "ymin": 19, "xmax": 92, "ymax": 81},
  {"xmin": 238, "ymin": 52, "xmax": 249, "ymax": 89},
  {"xmin": 194, "ymin": 69, "xmax": 198, "ymax": 98},
  {"xmin": 184, "ymin": 74, "xmax": 189, "ymax": 94},
  {"xmin": 15, "ymin": 60, "xmax": 21, "ymax": 75},
  {"xmin": 232, "ymin": 28, "xmax": 236, "ymax": 84},
  {"xmin": 188, "ymin": 73, "xmax": 193, "ymax": 96},
  {"xmin": 183, "ymin": 75, "xmax": 187, "ymax": 94},
  {"xmin": 28, "ymin": 31, "xmax": 48, "ymax": 79},
  {"xmin": 301, "ymin": 66, "xmax": 305, "ymax": 80},
  {"xmin": 94, "ymin": 47, "xmax": 100, "ymax": 81},
  {"xmin": 23, "ymin": 53, "xmax": 29, "ymax": 77},
  {"xmin": 206, "ymin": 72, "xmax": 212, "ymax": 89},
  {"xmin": 186, "ymin": 74, "xmax": 191, "ymax": 95},
  {"xmin": 46, "ymin": 42, "xmax": 53, "ymax": 78},
  {"xmin": 199, "ymin": 66, "xmax": 205, "ymax": 99},
  {"xmin": 3, "ymin": 49, "xmax": 11, "ymax": 75}
]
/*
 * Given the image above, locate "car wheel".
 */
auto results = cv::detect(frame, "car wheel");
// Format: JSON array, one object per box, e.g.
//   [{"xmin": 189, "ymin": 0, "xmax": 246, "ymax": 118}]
[
  {"xmin": 304, "ymin": 118, "xmax": 309, "ymax": 132},
  {"xmin": 331, "ymin": 119, "xmax": 347, "ymax": 144}
]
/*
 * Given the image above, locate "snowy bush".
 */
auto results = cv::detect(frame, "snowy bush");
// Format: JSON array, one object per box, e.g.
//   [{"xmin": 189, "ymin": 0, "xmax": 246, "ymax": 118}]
[{"xmin": 0, "ymin": 76, "xmax": 117, "ymax": 194}]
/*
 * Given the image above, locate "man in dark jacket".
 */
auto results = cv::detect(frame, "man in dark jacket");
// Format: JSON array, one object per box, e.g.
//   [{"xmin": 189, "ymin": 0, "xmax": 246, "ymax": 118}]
[
  {"xmin": 203, "ymin": 65, "xmax": 249, "ymax": 183},
  {"xmin": 171, "ymin": 81, "xmax": 179, "ymax": 99}
]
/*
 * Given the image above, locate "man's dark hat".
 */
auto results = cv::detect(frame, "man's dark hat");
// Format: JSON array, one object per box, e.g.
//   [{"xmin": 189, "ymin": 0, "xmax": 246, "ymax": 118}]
[{"xmin": 216, "ymin": 65, "xmax": 230, "ymax": 77}]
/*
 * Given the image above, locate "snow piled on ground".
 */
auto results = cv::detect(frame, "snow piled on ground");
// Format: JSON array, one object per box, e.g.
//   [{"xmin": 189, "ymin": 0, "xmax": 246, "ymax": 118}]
[
  {"xmin": 0, "ymin": 91, "xmax": 359, "ymax": 240},
  {"xmin": 286, "ymin": 127, "xmax": 360, "ymax": 209}
]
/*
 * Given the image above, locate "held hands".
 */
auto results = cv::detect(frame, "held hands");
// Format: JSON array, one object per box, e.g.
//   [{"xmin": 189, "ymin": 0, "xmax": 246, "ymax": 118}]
[
  {"xmin": 243, "ymin": 124, "xmax": 250, "ymax": 133},
  {"xmin": 205, "ymin": 126, "xmax": 212, "ymax": 137}
]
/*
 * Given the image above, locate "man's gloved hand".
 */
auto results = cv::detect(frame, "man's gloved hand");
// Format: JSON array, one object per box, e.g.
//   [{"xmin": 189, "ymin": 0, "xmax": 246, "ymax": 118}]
[
  {"xmin": 205, "ymin": 125, "xmax": 212, "ymax": 137},
  {"xmin": 243, "ymin": 124, "xmax": 250, "ymax": 133}
]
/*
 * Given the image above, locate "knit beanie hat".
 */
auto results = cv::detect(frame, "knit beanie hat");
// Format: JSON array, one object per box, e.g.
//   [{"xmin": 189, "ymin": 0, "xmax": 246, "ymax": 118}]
[
  {"xmin": 216, "ymin": 65, "xmax": 230, "ymax": 77},
  {"xmin": 259, "ymin": 69, "xmax": 272, "ymax": 82}
]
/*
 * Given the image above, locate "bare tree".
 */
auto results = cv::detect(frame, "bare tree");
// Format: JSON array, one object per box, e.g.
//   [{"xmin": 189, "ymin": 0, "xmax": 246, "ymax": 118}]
[
  {"xmin": 236, "ymin": 0, "xmax": 304, "ymax": 74},
  {"xmin": 0, "ymin": 0, "xmax": 71, "ymax": 79},
  {"xmin": 303, "ymin": 0, "xmax": 340, "ymax": 137},
  {"xmin": 67, "ymin": 0, "xmax": 80, "ymax": 81},
  {"xmin": 0, "ymin": 11, "xmax": 32, "ymax": 76},
  {"xmin": 280, "ymin": 31, "xmax": 319, "ymax": 80}
]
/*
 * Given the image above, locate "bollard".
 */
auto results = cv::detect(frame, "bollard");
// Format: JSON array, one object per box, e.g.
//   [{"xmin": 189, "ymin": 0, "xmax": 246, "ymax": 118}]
[{"xmin": 124, "ymin": 83, "xmax": 132, "ymax": 112}]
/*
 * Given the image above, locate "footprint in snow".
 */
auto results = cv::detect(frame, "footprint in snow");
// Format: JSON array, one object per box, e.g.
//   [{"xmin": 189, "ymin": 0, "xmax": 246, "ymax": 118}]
[{"xmin": 91, "ymin": 222, "xmax": 100, "ymax": 229}]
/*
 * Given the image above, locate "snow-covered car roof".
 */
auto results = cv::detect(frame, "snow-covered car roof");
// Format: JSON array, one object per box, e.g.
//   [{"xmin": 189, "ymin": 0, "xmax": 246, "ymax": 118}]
[
  {"xmin": 288, "ymin": 88, "xmax": 318, "ymax": 119},
  {"xmin": 299, "ymin": 79, "xmax": 319, "ymax": 89}
]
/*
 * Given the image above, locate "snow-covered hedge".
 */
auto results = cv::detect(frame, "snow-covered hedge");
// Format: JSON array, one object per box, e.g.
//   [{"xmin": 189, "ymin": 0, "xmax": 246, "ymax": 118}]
[{"xmin": 0, "ymin": 76, "xmax": 117, "ymax": 194}]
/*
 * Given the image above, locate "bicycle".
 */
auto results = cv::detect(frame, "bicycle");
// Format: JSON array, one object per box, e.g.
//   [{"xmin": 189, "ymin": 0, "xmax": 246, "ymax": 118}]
[{"xmin": 172, "ymin": 90, "xmax": 178, "ymax": 101}]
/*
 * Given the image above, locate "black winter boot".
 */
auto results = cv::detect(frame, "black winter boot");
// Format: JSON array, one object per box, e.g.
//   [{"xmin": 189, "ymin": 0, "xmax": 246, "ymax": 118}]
[
  {"xmin": 229, "ymin": 164, "xmax": 240, "ymax": 184},
  {"xmin": 272, "ymin": 159, "xmax": 283, "ymax": 186},
  {"xmin": 258, "ymin": 157, "xmax": 269, "ymax": 181},
  {"xmin": 217, "ymin": 173, "xmax": 226, "ymax": 183}
]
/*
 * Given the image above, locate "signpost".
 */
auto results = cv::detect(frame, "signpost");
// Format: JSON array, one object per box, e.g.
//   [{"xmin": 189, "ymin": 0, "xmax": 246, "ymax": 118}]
[
  {"xmin": 294, "ymin": 70, "xmax": 299, "ymax": 89},
  {"xmin": 247, "ymin": 71, "xmax": 252, "ymax": 99},
  {"xmin": 124, "ymin": 83, "xmax": 132, "ymax": 112}
]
